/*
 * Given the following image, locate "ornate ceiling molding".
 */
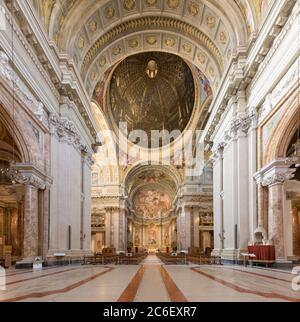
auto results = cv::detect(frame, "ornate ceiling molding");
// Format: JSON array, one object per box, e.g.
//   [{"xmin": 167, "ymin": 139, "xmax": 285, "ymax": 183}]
[
  {"xmin": 124, "ymin": 164, "xmax": 182, "ymax": 199},
  {"xmin": 52, "ymin": 0, "xmax": 243, "ymax": 55},
  {"xmin": 80, "ymin": 16, "xmax": 224, "ymax": 78}
]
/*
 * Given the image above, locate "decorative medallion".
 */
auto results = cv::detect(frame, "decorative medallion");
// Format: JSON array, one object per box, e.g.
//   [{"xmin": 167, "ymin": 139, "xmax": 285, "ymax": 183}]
[
  {"xmin": 145, "ymin": 0, "xmax": 157, "ymax": 6},
  {"xmin": 129, "ymin": 38, "xmax": 139, "ymax": 48},
  {"xmin": 105, "ymin": 6, "xmax": 115, "ymax": 19},
  {"xmin": 165, "ymin": 37, "xmax": 175, "ymax": 47},
  {"xmin": 112, "ymin": 46, "xmax": 121, "ymax": 56},
  {"xmin": 206, "ymin": 16, "xmax": 216, "ymax": 29},
  {"xmin": 219, "ymin": 31, "xmax": 227, "ymax": 44},
  {"xmin": 209, "ymin": 67, "xmax": 215, "ymax": 77},
  {"xmin": 167, "ymin": 0, "xmax": 180, "ymax": 9},
  {"xmin": 146, "ymin": 36, "xmax": 157, "ymax": 45},
  {"xmin": 77, "ymin": 36, "xmax": 85, "ymax": 49},
  {"xmin": 123, "ymin": 0, "xmax": 136, "ymax": 11},
  {"xmin": 90, "ymin": 71, "xmax": 98, "ymax": 81},
  {"xmin": 99, "ymin": 56, "xmax": 107, "ymax": 67},
  {"xmin": 197, "ymin": 52, "xmax": 206, "ymax": 64},
  {"xmin": 88, "ymin": 20, "xmax": 97, "ymax": 32},
  {"xmin": 188, "ymin": 2, "xmax": 199, "ymax": 16},
  {"xmin": 182, "ymin": 43, "xmax": 192, "ymax": 53}
]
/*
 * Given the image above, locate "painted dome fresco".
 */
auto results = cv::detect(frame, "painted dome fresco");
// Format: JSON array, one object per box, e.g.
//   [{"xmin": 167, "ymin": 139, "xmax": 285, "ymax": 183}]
[{"xmin": 107, "ymin": 52, "xmax": 195, "ymax": 147}]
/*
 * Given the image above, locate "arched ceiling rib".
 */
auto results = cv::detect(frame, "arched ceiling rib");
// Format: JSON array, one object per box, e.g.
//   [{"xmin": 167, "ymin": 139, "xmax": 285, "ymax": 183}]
[
  {"xmin": 124, "ymin": 164, "xmax": 181, "ymax": 200},
  {"xmin": 32, "ymin": 0, "xmax": 265, "ymax": 96},
  {"xmin": 32, "ymin": 1, "xmax": 275, "ymax": 99}
]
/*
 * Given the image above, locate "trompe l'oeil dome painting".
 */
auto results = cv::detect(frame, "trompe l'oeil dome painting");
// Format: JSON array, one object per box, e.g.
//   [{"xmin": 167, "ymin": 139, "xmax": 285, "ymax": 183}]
[{"xmin": 107, "ymin": 52, "xmax": 196, "ymax": 147}]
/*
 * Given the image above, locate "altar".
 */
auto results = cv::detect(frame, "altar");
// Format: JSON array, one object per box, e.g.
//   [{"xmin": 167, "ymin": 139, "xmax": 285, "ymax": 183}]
[{"xmin": 248, "ymin": 245, "xmax": 276, "ymax": 267}]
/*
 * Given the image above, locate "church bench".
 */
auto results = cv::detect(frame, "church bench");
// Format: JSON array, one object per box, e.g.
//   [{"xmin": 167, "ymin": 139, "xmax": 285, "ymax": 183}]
[
  {"xmin": 82, "ymin": 255, "xmax": 97, "ymax": 265},
  {"xmin": 117, "ymin": 254, "xmax": 146, "ymax": 265},
  {"xmin": 101, "ymin": 255, "xmax": 117, "ymax": 264},
  {"xmin": 157, "ymin": 253, "xmax": 187, "ymax": 265}
]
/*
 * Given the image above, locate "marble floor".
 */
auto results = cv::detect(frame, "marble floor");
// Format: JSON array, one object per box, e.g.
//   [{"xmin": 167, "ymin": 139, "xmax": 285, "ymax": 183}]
[{"xmin": 0, "ymin": 255, "xmax": 300, "ymax": 302}]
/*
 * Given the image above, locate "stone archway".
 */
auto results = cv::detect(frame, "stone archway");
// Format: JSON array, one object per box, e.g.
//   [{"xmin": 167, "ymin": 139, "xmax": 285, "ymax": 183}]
[
  {"xmin": 0, "ymin": 87, "xmax": 51, "ymax": 267},
  {"xmin": 124, "ymin": 164, "xmax": 181, "ymax": 253},
  {"xmin": 256, "ymin": 86, "xmax": 300, "ymax": 261},
  {"xmin": 0, "ymin": 117, "xmax": 23, "ymax": 263}
]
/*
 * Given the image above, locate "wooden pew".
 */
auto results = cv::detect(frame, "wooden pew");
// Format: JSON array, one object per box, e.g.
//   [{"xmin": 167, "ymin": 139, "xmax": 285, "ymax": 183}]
[
  {"xmin": 117, "ymin": 253, "xmax": 146, "ymax": 265},
  {"xmin": 157, "ymin": 253, "xmax": 187, "ymax": 265}
]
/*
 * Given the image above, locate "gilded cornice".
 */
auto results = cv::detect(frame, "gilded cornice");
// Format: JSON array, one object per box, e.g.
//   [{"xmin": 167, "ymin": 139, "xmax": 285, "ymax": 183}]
[{"xmin": 81, "ymin": 16, "xmax": 224, "ymax": 78}]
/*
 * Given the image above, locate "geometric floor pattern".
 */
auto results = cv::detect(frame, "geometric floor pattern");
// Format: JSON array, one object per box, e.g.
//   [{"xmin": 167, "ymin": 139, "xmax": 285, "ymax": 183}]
[{"xmin": 1, "ymin": 255, "xmax": 299, "ymax": 302}]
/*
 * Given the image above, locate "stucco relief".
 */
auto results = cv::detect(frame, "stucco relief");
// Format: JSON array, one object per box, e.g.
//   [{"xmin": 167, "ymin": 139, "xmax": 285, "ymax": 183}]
[
  {"xmin": 0, "ymin": 51, "xmax": 48, "ymax": 128},
  {"xmin": 259, "ymin": 59, "xmax": 299, "ymax": 124}
]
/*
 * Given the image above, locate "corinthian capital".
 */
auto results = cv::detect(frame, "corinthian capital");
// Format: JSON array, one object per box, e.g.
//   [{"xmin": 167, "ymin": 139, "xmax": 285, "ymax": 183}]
[
  {"xmin": 262, "ymin": 172, "xmax": 295, "ymax": 187},
  {"xmin": 6, "ymin": 169, "xmax": 47, "ymax": 190},
  {"xmin": 231, "ymin": 113, "xmax": 251, "ymax": 135}
]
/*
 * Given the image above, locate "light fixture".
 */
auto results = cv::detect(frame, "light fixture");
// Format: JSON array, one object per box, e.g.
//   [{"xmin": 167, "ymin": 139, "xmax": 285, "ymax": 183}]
[{"xmin": 146, "ymin": 60, "xmax": 158, "ymax": 79}]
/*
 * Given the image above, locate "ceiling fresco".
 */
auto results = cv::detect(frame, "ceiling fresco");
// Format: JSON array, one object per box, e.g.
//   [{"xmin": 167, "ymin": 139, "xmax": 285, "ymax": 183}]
[
  {"xmin": 133, "ymin": 188, "xmax": 172, "ymax": 220},
  {"xmin": 32, "ymin": 0, "xmax": 257, "ymax": 94},
  {"xmin": 107, "ymin": 52, "xmax": 195, "ymax": 147}
]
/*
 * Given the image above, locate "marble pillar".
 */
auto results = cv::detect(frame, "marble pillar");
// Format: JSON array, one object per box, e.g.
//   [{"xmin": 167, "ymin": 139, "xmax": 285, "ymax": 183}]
[
  {"xmin": 105, "ymin": 208, "xmax": 112, "ymax": 248},
  {"xmin": 178, "ymin": 206, "xmax": 192, "ymax": 252},
  {"xmin": 257, "ymin": 184, "xmax": 269, "ymax": 236},
  {"xmin": 268, "ymin": 182, "xmax": 285, "ymax": 259},
  {"xmin": 190, "ymin": 208, "xmax": 194, "ymax": 248},
  {"xmin": 23, "ymin": 185, "xmax": 39, "ymax": 259},
  {"xmin": 292, "ymin": 206, "xmax": 300, "ymax": 256},
  {"xmin": 118, "ymin": 209, "xmax": 126, "ymax": 252},
  {"xmin": 193, "ymin": 210, "xmax": 200, "ymax": 249},
  {"xmin": 41, "ymin": 188, "xmax": 50, "ymax": 259}
]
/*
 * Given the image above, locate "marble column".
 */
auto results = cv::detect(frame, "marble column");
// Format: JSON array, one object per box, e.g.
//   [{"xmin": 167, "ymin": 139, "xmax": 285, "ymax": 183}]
[
  {"xmin": 292, "ymin": 206, "xmax": 300, "ymax": 256},
  {"xmin": 263, "ymin": 169, "xmax": 295, "ymax": 260},
  {"xmin": 23, "ymin": 185, "xmax": 39, "ymax": 259},
  {"xmin": 268, "ymin": 182, "xmax": 285, "ymax": 259},
  {"xmin": 248, "ymin": 111, "xmax": 258, "ymax": 240},
  {"xmin": 118, "ymin": 209, "xmax": 126, "ymax": 252},
  {"xmin": 193, "ymin": 209, "xmax": 200, "ymax": 249},
  {"xmin": 41, "ymin": 188, "xmax": 50, "ymax": 259},
  {"xmin": 17, "ymin": 201, "xmax": 24, "ymax": 257},
  {"xmin": 211, "ymin": 143, "xmax": 224, "ymax": 256},
  {"xmin": 105, "ymin": 208, "xmax": 112, "ymax": 248},
  {"xmin": 190, "ymin": 208, "xmax": 194, "ymax": 248},
  {"xmin": 257, "ymin": 183, "xmax": 269, "ymax": 236},
  {"xmin": 179, "ymin": 206, "xmax": 192, "ymax": 252}
]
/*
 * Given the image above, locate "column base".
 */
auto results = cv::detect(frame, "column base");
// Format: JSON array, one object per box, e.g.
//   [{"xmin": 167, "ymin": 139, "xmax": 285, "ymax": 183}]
[
  {"xmin": 273, "ymin": 259, "xmax": 294, "ymax": 270},
  {"xmin": 16, "ymin": 257, "xmax": 42, "ymax": 269},
  {"xmin": 211, "ymin": 248, "xmax": 222, "ymax": 257},
  {"xmin": 213, "ymin": 249, "xmax": 248, "ymax": 265},
  {"xmin": 46, "ymin": 250, "xmax": 93, "ymax": 266}
]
